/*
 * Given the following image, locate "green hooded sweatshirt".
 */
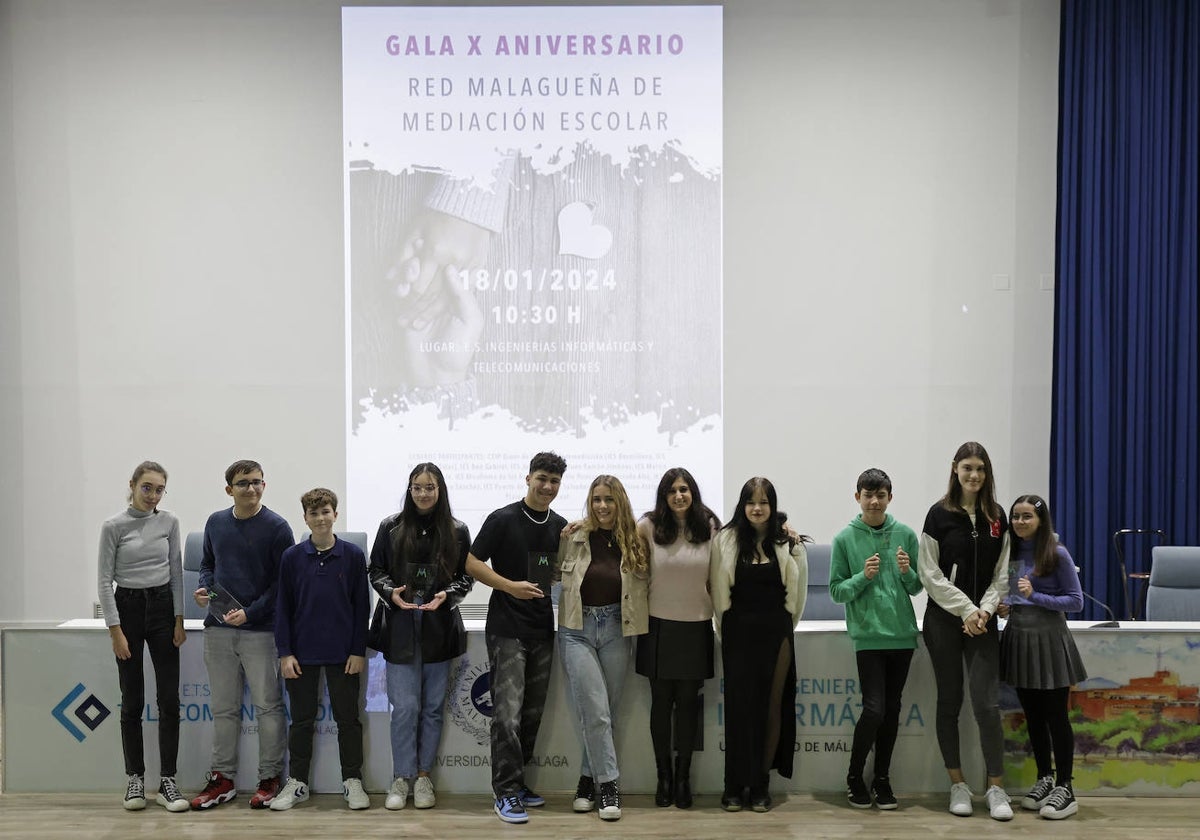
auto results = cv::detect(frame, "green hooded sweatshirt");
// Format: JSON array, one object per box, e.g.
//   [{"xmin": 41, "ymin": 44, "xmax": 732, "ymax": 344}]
[{"xmin": 829, "ymin": 513, "xmax": 923, "ymax": 651}]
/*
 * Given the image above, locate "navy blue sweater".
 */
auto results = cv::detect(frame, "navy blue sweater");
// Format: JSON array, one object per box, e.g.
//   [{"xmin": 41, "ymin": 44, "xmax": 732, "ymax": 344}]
[
  {"xmin": 276, "ymin": 537, "xmax": 370, "ymax": 664},
  {"xmin": 198, "ymin": 506, "xmax": 294, "ymax": 631}
]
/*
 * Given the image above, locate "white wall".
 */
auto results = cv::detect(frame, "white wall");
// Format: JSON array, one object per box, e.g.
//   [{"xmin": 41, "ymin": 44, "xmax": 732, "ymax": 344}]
[{"xmin": 0, "ymin": 0, "xmax": 1059, "ymax": 623}]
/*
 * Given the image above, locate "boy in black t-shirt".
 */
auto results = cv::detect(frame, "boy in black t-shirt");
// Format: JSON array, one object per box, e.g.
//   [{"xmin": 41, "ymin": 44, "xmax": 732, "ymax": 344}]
[{"xmin": 465, "ymin": 452, "xmax": 568, "ymax": 824}]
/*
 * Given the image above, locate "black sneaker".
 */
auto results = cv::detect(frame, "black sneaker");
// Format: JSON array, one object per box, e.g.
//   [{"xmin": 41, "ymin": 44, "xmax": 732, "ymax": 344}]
[
  {"xmin": 847, "ymin": 774, "xmax": 872, "ymax": 809},
  {"xmin": 1021, "ymin": 774, "xmax": 1055, "ymax": 810},
  {"xmin": 156, "ymin": 776, "xmax": 189, "ymax": 812},
  {"xmin": 598, "ymin": 780, "xmax": 621, "ymax": 821},
  {"xmin": 721, "ymin": 790, "xmax": 744, "ymax": 812},
  {"xmin": 872, "ymin": 776, "xmax": 897, "ymax": 810},
  {"xmin": 123, "ymin": 774, "xmax": 146, "ymax": 811},
  {"xmin": 1039, "ymin": 784, "xmax": 1078, "ymax": 820},
  {"xmin": 518, "ymin": 786, "xmax": 545, "ymax": 808},
  {"xmin": 573, "ymin": 775, "xmax": 596, "ymax": 813},
  {"xmin": 749, "ymin": 788, "xmax": 772, "ymax": 812}
]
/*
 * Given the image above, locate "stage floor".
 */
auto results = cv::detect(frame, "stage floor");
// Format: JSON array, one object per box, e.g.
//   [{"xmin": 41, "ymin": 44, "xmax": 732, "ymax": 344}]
[{"xmin": 0, "ymin": 792, "xmax": 1194, "ymax": 839}]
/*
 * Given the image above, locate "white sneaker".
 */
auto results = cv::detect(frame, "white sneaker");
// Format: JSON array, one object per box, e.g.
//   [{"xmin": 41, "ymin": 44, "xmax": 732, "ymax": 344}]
[
  {"xmin": 413, "ymin": 775, "xmax": 436, "ymax": 809},
  {"xmin": 385, "ymin": 776, "xmax": 409, "ymax": 810},
  {"xmin": 986, "ymin": 785, "xmax": 1013, "ymax": 821},
  {"xmin": 123, "ymin": 774, "xmax": 146, "ymax": 811},
  {"xmin": 344, "ymin": 778, "xmax": 370, "ymax": 810},
  {"xmin": 269, "ymin": 777, "xmax": 309, "ymax": 811},
  {"xmin": 949, "ymin": 781, "xmax": 973, "ymax": 816}
]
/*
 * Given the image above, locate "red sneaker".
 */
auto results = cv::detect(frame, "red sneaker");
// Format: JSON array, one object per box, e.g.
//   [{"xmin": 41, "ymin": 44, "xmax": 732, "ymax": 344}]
[
  {"xmin": 190, "ymin": 771, "xmax": 236, "ymax": 810},
  {"xmin": 249, "ymin": 776, "xmax": 281, "ymax": 809}
]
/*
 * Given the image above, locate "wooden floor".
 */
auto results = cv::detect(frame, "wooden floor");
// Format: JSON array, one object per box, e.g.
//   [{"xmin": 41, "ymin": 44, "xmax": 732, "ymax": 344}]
[{"xmin": 0, "ymin": 791, "xmax": 1196, "ymax": 839}]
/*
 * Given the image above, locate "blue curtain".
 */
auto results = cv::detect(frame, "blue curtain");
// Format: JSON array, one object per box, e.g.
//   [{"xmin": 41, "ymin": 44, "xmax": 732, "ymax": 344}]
[
  {"xmin": 1052, "ymin": 0, "xmax": 1199, "ymax": 620},
  {"xmin": 1056, "ymin": 0, "xmax": 1195, "ymax": 619}
]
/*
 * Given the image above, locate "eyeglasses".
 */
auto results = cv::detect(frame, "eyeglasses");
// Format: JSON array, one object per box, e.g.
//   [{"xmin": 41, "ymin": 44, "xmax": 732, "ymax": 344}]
[
  {"xmin": 410, "ymin": 484, "xmax": 438, "ymax": 496},
  {"xmin": 232, "ymin": 479, "xmax": 265, "ymax": 490},
  {"xmin": 1012, "ymin": 513, "xmax": 1038, "ymax": 523}
]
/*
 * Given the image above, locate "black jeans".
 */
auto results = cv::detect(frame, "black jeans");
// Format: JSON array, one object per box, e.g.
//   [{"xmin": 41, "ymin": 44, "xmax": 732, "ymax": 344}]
[
  {"xmin": 114, "ymin": 584, "xmax": 180, "ymax": 777},
  {"xmin": 284, "ymin": 665, "xmax": 364, "ymax": 783},
  {"xmin": 849, "ymin": 648, "xmax": 914, "ymax": 778},
  {"xmin": 922, "ymin": 607, "xmax": 1004, "ymax": 776}
]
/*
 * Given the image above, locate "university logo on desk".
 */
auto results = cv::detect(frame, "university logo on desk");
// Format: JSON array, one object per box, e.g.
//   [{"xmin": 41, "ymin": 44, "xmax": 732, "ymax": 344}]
[
  {"xmin": 51, "ymin": 682, "xmax": 111, "ymax": 742},
  {"xmin": 449, "ymin": 658, "xmax": 493, "ymax": 745}
]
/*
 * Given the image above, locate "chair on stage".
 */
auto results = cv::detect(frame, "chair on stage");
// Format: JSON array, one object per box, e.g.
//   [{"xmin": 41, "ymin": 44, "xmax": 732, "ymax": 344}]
[
  {"xmin": 182, "ymin": 531, "xmax": 206, "ymax": 620},
  {"xmin": 1145, "ymin": 546, "xmax": 1200, "ymax": 621},
  {"xmin": 1112, "ymin": 528, "xmax": 1168, "ymax": 620},
  {"xmin": 800, "ymin": 543, "xmax": 845, "ymax": 621}
]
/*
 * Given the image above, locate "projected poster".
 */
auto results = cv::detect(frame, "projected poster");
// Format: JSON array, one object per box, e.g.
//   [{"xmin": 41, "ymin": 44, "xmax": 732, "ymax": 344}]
[{"xmin": 343, "ymin": 6, "xmax": 722, "ymax": 529}]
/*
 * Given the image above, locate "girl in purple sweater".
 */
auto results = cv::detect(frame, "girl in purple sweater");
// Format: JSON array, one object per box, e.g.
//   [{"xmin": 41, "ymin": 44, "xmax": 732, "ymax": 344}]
[{"xmin": 998, "ymin": 495, "xmax": 1086, "ymax": 821}]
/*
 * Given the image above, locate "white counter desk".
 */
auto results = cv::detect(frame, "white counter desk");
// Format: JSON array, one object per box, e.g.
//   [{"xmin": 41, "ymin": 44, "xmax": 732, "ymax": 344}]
[{"xmin": 4, "ymin": 620, "xmax": 1199, "ymax": 795}]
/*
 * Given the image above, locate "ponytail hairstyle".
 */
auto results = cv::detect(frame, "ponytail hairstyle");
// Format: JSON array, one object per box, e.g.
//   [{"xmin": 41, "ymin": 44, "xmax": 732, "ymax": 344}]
[{"xmin": 128, "ymin": 461, "xmax": 168, "ymax": 504}]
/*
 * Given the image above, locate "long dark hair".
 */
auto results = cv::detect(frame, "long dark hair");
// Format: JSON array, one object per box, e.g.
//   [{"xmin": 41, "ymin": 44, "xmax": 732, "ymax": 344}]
[
  {"xmin": 391, "ymin": 463, "xmax": 459, "ymax": 580},
  {"xmin": 722, "ymin": 477, "xmax": 807, "ymax": 565},
  {"xmin": 1011, "ymin": 494, "xmax": 1060, "ymax": 576},
  {"xmin": 644, "ymin": 467, "xmax": 720, "ymax": 545},
  {"xmin": 942, "ymin": 441, "xmax": 1002, "ymax": 523}
]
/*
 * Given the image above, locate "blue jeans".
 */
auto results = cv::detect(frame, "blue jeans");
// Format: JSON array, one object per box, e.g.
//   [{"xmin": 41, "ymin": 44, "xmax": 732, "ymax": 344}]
[
  {"xmin": 203, "ymin": 626, "xmax": 286, "ymax": 778},
  {"xmin": 558, "ymin": 603, "xmax": 630, "ymax": 784},
  {"xmin": 385, "ymin": 611, "xmax": 451, "ymax": 778}
]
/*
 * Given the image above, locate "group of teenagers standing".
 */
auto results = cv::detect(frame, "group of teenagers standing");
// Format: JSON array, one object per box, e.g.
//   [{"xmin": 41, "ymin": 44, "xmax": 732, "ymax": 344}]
[{"xmin": 97, "ymin": 441, "xmax": 1086, "ymax": 823}]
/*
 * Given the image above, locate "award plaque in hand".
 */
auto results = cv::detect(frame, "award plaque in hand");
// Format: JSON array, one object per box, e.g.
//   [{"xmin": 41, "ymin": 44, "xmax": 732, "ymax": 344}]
[
  {"xmin": 527, "ymin": 551, "xmax": 554, "ymax": 594},
  {"xmin": 207, "ymin": 583, "xmax": 245, "ymax": 623},
  {"xmin": 405, "ymin": 562, "xmax": 437, "ymax": 603}
]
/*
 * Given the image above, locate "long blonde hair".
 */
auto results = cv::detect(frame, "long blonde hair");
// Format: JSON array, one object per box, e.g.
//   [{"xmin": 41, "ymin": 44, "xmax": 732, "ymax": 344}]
[{"xmin": 584, "ymin": 475, "xmax": 649, "ymax": 578}]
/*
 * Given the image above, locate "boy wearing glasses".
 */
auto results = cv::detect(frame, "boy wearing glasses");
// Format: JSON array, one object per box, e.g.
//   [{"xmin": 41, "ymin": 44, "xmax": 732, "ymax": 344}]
[{"xmin": 191, "ymin": 460, "xmax": 294, "ymax": 810}]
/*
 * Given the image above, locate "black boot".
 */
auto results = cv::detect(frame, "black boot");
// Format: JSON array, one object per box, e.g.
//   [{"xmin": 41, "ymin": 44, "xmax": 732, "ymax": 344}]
[
  {"xmin": 655, "ymin": 759, "xmax": 673, "ymax": 807},
  {"xmin": 674, "ymin": 754, "xmax": 693, "ymax": 809}
]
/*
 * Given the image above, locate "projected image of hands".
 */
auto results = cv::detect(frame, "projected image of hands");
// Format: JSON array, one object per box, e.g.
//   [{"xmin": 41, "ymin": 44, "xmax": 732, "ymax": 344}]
[{"xmin": 386, "ymin": 209, "xmax": 488, "ymax": 388}]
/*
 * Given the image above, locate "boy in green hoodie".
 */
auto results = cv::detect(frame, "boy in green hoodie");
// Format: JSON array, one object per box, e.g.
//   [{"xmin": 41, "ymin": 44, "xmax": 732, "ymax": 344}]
[{"xmin": 829, "ymin": 468, "xmax": 923, "ymax": 810}]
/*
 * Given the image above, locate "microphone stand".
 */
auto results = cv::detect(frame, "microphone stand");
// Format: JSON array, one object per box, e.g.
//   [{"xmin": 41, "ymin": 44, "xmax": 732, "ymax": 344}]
[
  {"xmin": 1072, "ymin": 563, "xmax": 1119, "ymax": 627},
  {"xmin": 1081, "ymin": 589, "xmax": 1120, "ymax": 628}
]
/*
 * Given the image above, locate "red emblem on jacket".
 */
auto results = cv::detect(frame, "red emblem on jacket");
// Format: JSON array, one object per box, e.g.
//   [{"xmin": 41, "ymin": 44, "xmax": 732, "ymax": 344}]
[{"xmin": 991, "ymin": 519, "xmax": 1001, "ymax": 538}]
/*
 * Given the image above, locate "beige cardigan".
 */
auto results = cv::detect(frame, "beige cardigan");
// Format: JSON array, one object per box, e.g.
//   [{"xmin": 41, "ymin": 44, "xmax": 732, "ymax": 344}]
[
  {"xmin": 708, "ymin": 528, "xmax": 808, "ymax": 639},
  {"xmin": 557, "ymin": 529, "xmax": 650, "ymax": 636}
]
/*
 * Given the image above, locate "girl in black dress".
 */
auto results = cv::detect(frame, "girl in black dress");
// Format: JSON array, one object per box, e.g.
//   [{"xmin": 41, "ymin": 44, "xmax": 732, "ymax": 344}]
[{"xmin": 709, "ymin": 477, "xmax": 808, "ymax": 812}]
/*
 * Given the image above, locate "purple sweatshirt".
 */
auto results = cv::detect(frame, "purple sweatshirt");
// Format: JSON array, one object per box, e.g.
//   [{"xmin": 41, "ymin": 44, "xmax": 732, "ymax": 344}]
[{"xmin": 1007, "ymin": 539, "xmax": 1084, "ymax": 613}]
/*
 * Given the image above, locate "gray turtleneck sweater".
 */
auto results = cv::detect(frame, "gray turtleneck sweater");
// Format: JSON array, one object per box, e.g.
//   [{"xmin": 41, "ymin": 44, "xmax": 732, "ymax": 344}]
[{"xmin": 97, "ymin": 506, "xmax": 184, "ymax": 627}]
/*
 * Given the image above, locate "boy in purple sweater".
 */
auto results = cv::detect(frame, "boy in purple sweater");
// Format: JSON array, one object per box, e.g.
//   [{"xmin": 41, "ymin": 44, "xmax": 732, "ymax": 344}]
[{"xmin": 270, "ymin": 488, "xmax": 371, "ymax": 811}]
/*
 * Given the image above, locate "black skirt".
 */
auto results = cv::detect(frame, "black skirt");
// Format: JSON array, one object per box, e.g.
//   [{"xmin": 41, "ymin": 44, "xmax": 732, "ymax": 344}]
[
  {"xmin": 1000, "ymin": 604, "xmax": 1088, "ymax": 689},
  {"xmin": 635, "ymin": 616, "xmax": 715, "ymax": 681}
]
